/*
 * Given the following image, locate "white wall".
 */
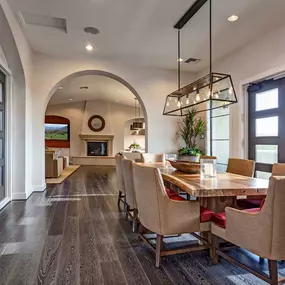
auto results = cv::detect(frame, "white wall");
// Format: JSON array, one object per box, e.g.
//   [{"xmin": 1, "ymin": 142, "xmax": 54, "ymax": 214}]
[
  {"xmin": 0, "ymin": 0, "xmax": 35, "ymax": 201},
  {"xmin": 46, "ymin": 100, "xmax": 145, "ymax": 155},
  {"xmin": 196, "ymin": 23, "xmax": 285, "ymax": 159},
  {"xmin": 31, "ymin": 54, "xmax": 193, "ymax": 191}
]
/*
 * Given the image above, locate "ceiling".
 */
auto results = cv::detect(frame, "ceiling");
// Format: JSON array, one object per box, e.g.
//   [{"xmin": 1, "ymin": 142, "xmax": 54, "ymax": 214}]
[
  {"xmin": 49, "ymin": 75, "xmax": 136, "ymax": 106},
  {"xmin": 8, "ymin": 0, "xmax": 285, "ymax": 72}
]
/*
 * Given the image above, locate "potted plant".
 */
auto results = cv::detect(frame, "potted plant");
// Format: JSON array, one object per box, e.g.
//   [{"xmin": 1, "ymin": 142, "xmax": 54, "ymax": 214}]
[
  {"xmin": 177, "ymin": 108, "xmax": 206, "ymax": 162},
  {"xmin": 129, "ymin": 142, "xmax": 141, "ymax": 152}
]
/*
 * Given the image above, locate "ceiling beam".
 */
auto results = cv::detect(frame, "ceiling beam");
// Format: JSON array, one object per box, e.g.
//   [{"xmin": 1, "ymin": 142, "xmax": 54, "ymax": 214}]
[{"xmin": 174, "ymin": 0, "xmax": 208, "ymax": 30}]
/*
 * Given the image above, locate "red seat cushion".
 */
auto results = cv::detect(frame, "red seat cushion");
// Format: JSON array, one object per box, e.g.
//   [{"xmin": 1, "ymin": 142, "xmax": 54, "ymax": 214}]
[
  {"xmin": 237, "ymin": 198, "xmax": 265, "ymax": 209},
  {"xmin": 200, "ymin": 206, "xmax": 214, "ymax": 222},
  {"xmin": 212, "ymin": 212, "xmax": 226, "ymax": 228},
  {"xmin": 165, "ymin": 187, "xmax": 186, "ymax": 201}
]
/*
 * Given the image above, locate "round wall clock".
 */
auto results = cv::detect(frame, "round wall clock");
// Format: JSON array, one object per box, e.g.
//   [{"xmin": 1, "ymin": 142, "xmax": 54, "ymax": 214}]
[{"xmin": 88, "ymin": 115, "xmax": 105, "ymax": 132}]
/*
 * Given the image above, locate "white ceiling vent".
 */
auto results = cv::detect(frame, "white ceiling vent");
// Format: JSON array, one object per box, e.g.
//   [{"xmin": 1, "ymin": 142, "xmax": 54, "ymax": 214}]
[{"xmin": 18, "ymin": 12, "xmax": 67, "ymax": 33}]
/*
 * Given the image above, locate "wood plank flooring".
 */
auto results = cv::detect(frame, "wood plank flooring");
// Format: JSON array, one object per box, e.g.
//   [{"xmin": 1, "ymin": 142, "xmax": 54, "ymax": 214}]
[{"xmin": 0, "ymin": 166, "xmax": 284, "ymax": 285}]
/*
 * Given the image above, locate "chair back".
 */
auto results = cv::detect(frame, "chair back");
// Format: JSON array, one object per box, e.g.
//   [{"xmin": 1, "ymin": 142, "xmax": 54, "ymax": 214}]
[
  {"xmin": 115, "ymin": 155, "xmax": 125, "ymax": 193},
  {"xmin": 272, "ymin": 163, "xmax": 285, "ymax": 176},
  {"xmin": 133, "ymin": 163, "xmax": 168, "ymax": 233},
  {"xmin": 121, "ymin": 158, "xmax": 137, "ymax": 209},
  {"xmin": 226, "ymin": 158, "xmax": 255, "ymax": 177},
  {"xmin": 263, "ymin": 177, "xmax": 285, "ymax": 260},
  {"xmin": 142, "ymin": 153, "xmax": 166, "ymax": 164}
]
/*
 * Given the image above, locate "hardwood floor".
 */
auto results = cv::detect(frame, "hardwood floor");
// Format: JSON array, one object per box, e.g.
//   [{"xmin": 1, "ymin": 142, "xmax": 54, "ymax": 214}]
[{"xmin": 0, "ymin": 166, "xmax": 284, "ymax": 285}]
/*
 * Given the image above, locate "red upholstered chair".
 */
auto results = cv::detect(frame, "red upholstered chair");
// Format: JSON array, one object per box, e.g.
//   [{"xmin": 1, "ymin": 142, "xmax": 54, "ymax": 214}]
[{"xmin": 211, "ymin": 177, "xmax": 285, "ymax": 285}]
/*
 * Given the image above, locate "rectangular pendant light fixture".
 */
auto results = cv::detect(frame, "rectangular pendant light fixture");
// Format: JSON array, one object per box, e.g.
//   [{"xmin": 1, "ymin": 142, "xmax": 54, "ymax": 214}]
[
  {"xmin": 163, "ymin": 72, "xmax": 237, "ymax": 116},
  {"xmin": 163, "ymin": 0, "xmax": 238, "ymax": 116}
]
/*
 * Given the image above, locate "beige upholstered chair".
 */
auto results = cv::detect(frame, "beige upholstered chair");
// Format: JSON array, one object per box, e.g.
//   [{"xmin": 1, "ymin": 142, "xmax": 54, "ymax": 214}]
[
  {"xmin": 226, "ymin": 158, "xmax": 255, "ymax": 177},
  {"xmin": 211, "ymin": 176, "xmax": 285, "ymax": 285},
  {"xmin": 115, "ymin": 155, "xmax": 126, "ymax": 211},
  {"xmin": 237, "ymin": 162, "xmax": 284, "ymax": 209},
  {"xmin": 121, "ymin": 158, "xmax": 138, "ymax": 232},
  {"xmin": 45, "ymin": 152, "xmax": 63, "ymax": 178},
  {"xmin": 133, "ymin": 163, "xmax": 211, "ymax": 267},
  {"xmin": 272, "ymin": 163, "xmax": 285, "ymax": 176},
  {"xmin": 141, "ymin": 153, "xmax": 166, "ymax": 164}
]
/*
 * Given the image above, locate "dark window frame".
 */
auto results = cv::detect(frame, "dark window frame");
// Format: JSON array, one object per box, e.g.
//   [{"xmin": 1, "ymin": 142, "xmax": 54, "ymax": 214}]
[{"xmin": 248, "ymin": 77, "xmax": 285, "ymax": 176}]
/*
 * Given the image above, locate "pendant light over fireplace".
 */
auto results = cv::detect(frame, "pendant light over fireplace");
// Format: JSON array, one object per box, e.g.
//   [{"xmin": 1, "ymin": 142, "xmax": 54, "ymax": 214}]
[
  {"xmin": 163, "ymin": 0, "xmax": 238, "ymax": 116},
  {"xmin": 130, "ymin": 98, "xmax": 144, "ymax": 130}
]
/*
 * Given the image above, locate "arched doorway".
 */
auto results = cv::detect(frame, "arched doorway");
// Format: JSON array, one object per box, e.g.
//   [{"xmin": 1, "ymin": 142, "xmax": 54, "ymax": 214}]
[{"xmin": 44, "ymin": 70, "xmax": 147, "ymax": 169}]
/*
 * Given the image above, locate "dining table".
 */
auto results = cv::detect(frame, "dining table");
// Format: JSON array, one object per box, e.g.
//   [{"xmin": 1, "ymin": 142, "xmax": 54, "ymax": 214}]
[{"xmin": 137, "ymin": 163, "xmax": 269, "ymax": 212}]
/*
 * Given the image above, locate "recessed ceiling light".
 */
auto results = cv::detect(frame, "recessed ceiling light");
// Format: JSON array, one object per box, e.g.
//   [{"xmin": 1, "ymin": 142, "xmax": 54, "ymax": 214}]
[
  {"xmin": 85, "ymin": 44, "xmax": 94, "ymax": 51},
  {"xmin": 227, "ymin": 15, "xmax": 239, "ymax": 22},
  {"xmin": 84, "ymin": 27, "xmax": 100, "ymax": 35},
  {"xmin": 177, "ymin": 58, "xmax": 184, "ymax": 62},
  {"xmin": 69, "ymin": 98, "xmax": 73, "ymax": 101}
]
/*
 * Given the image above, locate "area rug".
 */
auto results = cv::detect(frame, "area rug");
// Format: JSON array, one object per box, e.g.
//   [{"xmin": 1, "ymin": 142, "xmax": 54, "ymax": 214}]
[{"xmin": 46, "ymin": 165, "xmax": 81, "ymax": 184}]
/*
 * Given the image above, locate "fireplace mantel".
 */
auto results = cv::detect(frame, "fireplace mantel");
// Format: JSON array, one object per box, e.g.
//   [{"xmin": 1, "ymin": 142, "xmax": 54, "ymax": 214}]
[
  {"xmin": 79, "ymin": 134, "xmax": 114, "ymax": 141},
  {"xmin": 79, "ymin": 134, "xmax": 114, "ymax": 156}
]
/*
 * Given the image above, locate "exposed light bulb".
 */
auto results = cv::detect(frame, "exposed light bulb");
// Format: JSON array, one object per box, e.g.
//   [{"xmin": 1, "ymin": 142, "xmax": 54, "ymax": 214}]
[
  {"xmin": 85, "ymin": 44, "xmax": 94, "ymax": 51},
  {"xmin": 169, "ymin": 97, "xmax": 172, "ymax": 101},
  {"xmin": 229, "ymin": 86, "xmax": 233, "ymax": 95},
  {"xmin": 186, "ymin": 97, "xmax": 190, "ymax": 105},
  {"xmin": 177, "ymin": 100, "xmax": 181, "ymax": 107},
  {"xmin": 215, "ymin": 93, "xmax": 219, "ymax": 99},
  {"xmin": 167, "ymin": 102, "xmax": 170, "ymax": 107},
  {"xmin": 177, "ymin": 58, "xmax": 184, "ymax": 62},
  {"xmin": 196, "ymin": 93, "xmax": 200, "ymax": 101}
]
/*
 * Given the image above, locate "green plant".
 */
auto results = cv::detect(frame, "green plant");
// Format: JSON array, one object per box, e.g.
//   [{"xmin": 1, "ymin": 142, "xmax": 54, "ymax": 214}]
[
  {"xmin": 177, "ymin": 108, "xmax": 206, "ymax": 156},
  {"xmin": 129, "ymin": 142, "xmax": 141, "ymax": 150}
]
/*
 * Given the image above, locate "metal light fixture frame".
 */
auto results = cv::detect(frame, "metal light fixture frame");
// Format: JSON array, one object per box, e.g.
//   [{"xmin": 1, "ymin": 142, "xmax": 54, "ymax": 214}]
[{"xmin": 163, "ymin": 0, "xmax": 238, "ymax": 116}]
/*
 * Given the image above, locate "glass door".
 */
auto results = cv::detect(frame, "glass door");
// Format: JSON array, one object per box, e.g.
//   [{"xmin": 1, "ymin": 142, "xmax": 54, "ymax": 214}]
[
  {"xmin": 0, "ymin": 71, "xmax": 4, "ymax": 200},
  {"xmin": 248, "ymin": 77, "xmax": 285, "ymax": 179}
]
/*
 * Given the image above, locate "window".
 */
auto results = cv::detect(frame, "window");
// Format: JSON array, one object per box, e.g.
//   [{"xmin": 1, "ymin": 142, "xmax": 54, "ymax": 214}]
[
  {"xmin": 248, "ymin": 77, "xmax": 285, "ymax": 178},
  {"xmin": 210, "ymin": 106, "xmax": 230, "ymax": 172}
]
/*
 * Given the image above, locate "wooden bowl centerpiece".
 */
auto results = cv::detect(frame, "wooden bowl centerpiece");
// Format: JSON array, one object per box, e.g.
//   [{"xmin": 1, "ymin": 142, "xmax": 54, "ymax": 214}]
[{"xmin": 168, "ymin": 160, "xmax": 200, "ymax": 174}]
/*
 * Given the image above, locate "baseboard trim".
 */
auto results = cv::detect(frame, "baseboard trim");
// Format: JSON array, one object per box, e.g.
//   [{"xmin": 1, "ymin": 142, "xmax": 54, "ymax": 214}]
[
  {"xmin": 33, "ymin": 183, "xmax": 47, "ymax": 192},
  {"xmin": 12, "ymin": 192, "xmax": 28, "ymax": 200},
  {"xmin": 12, "ymin": 184, "xmax": 47, "ymax": 201},
  {"xmin": 0, "ymin": 197, "xmax": 11, "ymax": 210}
]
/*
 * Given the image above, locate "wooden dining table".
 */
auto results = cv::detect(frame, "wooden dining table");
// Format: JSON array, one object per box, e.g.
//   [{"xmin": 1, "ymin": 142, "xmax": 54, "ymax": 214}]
[{"xmin": 137, "ymin": 163, "xmax": 269, "ymax": 212}]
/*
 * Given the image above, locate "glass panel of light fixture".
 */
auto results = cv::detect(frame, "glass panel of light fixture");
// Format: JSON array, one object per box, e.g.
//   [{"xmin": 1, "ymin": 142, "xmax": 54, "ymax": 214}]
[
  {"xmin": 256, "ymin": 116, "xmax": 278, "ymax": 137},
  {"xmin": 256, "ymin": 88, "xmax": 278, "ymax": 111}
]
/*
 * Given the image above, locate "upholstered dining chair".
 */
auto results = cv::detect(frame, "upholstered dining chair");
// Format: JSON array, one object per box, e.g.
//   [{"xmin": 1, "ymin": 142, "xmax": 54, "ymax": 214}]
[
  {"xmin": 237, "ymin": 163, "xmax": 285, "ymax": 209},
  {"xmin": 141, "ymin": 153, "xmax": 166, "ymax": 164},
  {"xmin": 121, "ymin": 158, "xmax": 138, "ymax": 232},
  {"xmin": 132, "ymin": 163, "xmax": 213, "ymax": 268},
  {"xmin": 226, "ymin": 158, "xmax": 255, "ymax": 177},
  {"xmin": 115, "ymin": 154, "xmax": 126, "ymax": 212},
  {"xmin": 211, "ymin": 176, "xmax": 285, "ymax": 285}
]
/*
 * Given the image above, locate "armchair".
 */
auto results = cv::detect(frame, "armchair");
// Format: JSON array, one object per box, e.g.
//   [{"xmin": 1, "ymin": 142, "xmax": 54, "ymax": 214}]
[
  {"xmin": 45, "ymin": 151, "xmax": 63, "ymax": 178},
  {"xmin": 115, "ymin": 155, "xmax": 126, "ymax": 211},
  {"xmin": 211, "ymin": 176, "xmax": 285, "ymax": 285},
  {"xmin": 133, "ymin": 163, "xmax": 212, "ymax": 267}
]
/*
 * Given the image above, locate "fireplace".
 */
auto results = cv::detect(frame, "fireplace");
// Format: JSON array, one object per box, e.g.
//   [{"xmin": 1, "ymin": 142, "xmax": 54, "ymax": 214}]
[{"xmin": 87, "ymin": 142, "xmax": 108, "ymax": 156}]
